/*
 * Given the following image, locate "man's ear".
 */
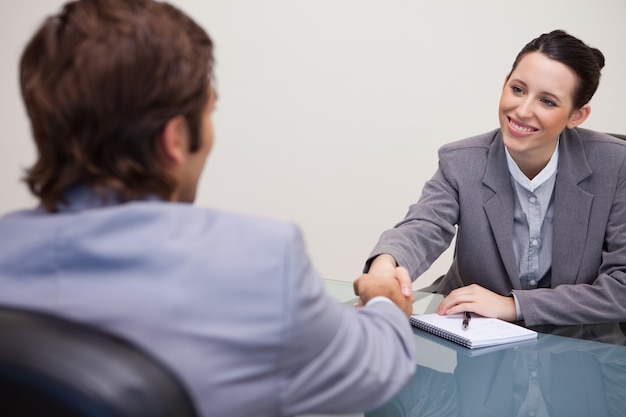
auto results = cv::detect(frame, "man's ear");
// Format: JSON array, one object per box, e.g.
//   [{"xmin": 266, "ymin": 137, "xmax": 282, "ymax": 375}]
[
  {"xmin": 567, "ymin": 104, "xmax": 591, "ymax": 129},
  {"xmin": 160, "ymin": 115, "xmax": 189, "ymax": 165}
]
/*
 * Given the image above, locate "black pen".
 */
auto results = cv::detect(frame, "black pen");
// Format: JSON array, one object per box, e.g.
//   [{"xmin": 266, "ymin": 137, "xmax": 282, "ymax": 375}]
[{"xmin": 462, "ymin": 311, "xmax": 471, "ymax": 331}]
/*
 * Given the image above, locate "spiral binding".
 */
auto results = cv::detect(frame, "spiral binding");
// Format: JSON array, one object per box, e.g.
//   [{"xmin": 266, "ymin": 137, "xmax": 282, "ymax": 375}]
[{"xmin": 410, "ymin": 316, "xmax": 472, "ymax": 348}]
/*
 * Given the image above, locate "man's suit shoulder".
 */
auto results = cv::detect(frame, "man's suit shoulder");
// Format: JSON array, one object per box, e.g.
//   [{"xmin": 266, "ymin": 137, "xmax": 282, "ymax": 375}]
[
  {"xmin": 192, "ymin": 205, "xmax": 300, "ymax": 241},
  {"xmin": 141, "ymin": 203, "xmax": 302, "ymax": 252}
]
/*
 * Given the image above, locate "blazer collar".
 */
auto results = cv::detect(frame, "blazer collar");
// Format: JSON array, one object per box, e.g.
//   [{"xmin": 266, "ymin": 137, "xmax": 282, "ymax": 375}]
[
  {"xmin": 482, "ymin": 131, "xmax": 519, "ymax": 287},
  {"xmin": 551, "ymin": 128, "xmax": 593, "ymax": 286}
]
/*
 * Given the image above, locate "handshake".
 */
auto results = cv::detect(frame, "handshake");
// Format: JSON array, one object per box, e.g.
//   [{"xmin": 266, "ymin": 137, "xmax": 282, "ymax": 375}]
[{"xmin": 353, "ymin": 265, "xmax": 414, "ymax": 317}]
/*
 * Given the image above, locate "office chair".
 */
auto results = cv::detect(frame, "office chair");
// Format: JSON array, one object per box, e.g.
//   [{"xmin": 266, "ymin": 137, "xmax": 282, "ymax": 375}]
[{"xmin": 0, "ymin": 306, "xmax": 197, "ymax": 417}]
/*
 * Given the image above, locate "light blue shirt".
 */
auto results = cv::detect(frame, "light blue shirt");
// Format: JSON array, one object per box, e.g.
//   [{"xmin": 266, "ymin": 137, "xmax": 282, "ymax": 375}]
[{"xmin": 505, "ymin": 142, "xmax": 559, "ymax": 320}]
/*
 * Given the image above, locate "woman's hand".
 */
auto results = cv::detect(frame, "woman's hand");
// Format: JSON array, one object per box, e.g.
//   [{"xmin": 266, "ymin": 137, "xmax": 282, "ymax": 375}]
[
  {"xmin": 435, "ymin": 284, "xmax": 517, "ymax": 322},
  {"xmin": 366, "ymin": 254, "xmax": 413, "ymax": 298},
  {"xmin": 353, "ymin": 272, "xmax": 415, "ymax": 317}
]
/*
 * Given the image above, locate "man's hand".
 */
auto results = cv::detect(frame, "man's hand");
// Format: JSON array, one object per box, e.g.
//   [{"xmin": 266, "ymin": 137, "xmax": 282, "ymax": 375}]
[
  {"xmin": 367, "ymin": 254, "xmax": 413, "ymax": 298},
  {"xmin": 435, "ymin": 284, "xmax": 517, "ymax": 322},
  {"xmin": 353, "ymin": 271, "xmax": 415, "ymax": 318}
]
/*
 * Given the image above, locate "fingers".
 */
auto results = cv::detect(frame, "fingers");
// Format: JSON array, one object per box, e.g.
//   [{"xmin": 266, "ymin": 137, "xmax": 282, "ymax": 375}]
[
  {"xmin": 352, "ymin": 272, "xmax": 413, "ymax": 317},
  {"xmin": 393, "ymin": 266, "xmax": 413, "ymax": 297},
  {"xmin": 435, "ymin": 284, "xmax": 517, "ymax": 321},
  {"xmin": 402, "ymin": 292, "xmax": 415, "ymax": 317},
  {"xmin": 363, "ymin": 263, "xmax": 413, "ymax": 298},
  {"xmin": 435, "ymin": 285, "xmax": 475, "ymax": 315},
  {"xmin": 385, "ymin": 282, "xmax": 414, "ymax": 318}
]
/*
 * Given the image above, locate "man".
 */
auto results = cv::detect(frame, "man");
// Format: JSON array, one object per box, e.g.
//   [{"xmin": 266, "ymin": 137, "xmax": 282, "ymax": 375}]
[{"xmin": 0, "ymin": 0, "xmax": 416, "ymax": 416}]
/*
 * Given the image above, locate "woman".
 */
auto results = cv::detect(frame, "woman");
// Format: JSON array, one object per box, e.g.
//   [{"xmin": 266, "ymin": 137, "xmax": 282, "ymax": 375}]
[{"xmin": 364, "ymin": 30, "xmax": 626, "ymax": 326}]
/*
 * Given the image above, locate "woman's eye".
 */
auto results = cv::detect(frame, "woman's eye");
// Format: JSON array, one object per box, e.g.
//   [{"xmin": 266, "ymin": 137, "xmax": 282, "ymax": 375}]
[
  {"xmin": 540, "ymin": 98, "xmax": 556, "ymax": 107},
  {"xmin": 511, "ymin": 86, "xmax": 524, "ymax": 94}
]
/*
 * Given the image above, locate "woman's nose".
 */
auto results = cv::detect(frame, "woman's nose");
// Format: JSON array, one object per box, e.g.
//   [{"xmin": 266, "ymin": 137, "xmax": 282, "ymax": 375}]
[{"xmin": 515, "ymin": 97, "xmax": 534, "ymax": 120}]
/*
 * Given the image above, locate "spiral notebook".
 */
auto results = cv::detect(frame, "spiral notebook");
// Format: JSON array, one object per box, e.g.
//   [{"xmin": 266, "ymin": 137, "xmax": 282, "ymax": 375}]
[
  {"xmin": 413, "ymin": 327, "xmax": 537, "ymax": 356},
  {"xmin": 409, "ymin": 313, "xmax": 537, "ymax": 349}
]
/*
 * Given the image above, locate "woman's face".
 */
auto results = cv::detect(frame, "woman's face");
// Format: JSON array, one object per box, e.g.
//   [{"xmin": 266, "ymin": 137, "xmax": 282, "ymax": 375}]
[{"xmin": 498, "ymin": 52, "xmax": 589, "ymax": 165}]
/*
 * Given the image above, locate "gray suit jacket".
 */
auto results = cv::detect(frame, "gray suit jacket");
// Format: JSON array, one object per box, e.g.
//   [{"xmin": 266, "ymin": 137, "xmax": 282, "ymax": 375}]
[
  {"xmin": 0, "ymin": 188, "xmax": 415, "ymax": 417},
  {"xmin": 368, "ymin": 128, "xmax": 626, "ymax": 326}
]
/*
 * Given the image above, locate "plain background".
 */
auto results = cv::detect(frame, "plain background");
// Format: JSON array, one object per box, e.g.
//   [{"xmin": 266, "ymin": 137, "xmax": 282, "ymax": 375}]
[{"xmin": 1, "ymin": 0, "xmax": 625, "ymax": 288}]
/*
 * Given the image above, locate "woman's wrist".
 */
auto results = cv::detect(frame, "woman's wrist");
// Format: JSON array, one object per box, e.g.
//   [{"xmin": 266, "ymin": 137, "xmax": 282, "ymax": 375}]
[{"xmin": 369, "ymin": 254, "xmax": 397, "ymax": 276}]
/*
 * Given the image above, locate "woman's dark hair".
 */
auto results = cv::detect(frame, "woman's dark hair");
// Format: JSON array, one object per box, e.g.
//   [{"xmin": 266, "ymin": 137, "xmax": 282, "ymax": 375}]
[
  {"xmin": 508, "ymin": 30, "xmax": 605, "ymax": 109},
  {"xmin": 20, "ymin": 0, "xmax": 214, "ymax": 211}
]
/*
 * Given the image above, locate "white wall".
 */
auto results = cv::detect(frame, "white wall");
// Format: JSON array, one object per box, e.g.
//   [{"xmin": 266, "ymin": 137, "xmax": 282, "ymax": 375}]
[{"xmin": 1, "ymin": 0, "xmax": 625, "ymax": 287}]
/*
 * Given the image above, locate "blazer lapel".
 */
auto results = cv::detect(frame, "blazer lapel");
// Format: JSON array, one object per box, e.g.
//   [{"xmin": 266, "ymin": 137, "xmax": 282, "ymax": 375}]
[
  {"xmin": 552, "ymin": 129, "xmax": 593, "ymax": 287},
  {"xmin": 483, "ymin": 133, "xmax": 520, "ymax": 288}
]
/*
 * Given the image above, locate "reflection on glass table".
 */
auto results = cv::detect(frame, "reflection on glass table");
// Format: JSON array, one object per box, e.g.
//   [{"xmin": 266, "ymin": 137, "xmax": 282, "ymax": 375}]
[
  {"xmin": 323, "ymin": 279, "xmax": 626, "ymax": 417},
  {"xmin": 368, "ymin": 328, "xmax": 626, "ymax": 417}
]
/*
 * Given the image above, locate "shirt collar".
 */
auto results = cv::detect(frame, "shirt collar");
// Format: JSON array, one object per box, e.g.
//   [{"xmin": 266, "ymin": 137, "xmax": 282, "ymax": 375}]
[
  {"xmin": 505, "ymin": 139, "xmax": 559, "ymax": 192},
  {"xmin": 56, "ymin": 185, "xmax": 163, "ymax": 212}
]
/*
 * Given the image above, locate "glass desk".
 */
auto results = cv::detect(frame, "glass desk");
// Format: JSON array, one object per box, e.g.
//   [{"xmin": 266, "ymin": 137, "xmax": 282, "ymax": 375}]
[{"xmin": 309, "ymin": 279, "xmax": 626, "ymax": 417}]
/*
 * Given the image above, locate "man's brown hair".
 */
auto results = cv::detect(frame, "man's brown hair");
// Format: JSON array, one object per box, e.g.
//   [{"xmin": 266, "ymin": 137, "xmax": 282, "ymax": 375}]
[{"xmin": 20, "ymin": 0, "xmax": 214, "ymax": 211}]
